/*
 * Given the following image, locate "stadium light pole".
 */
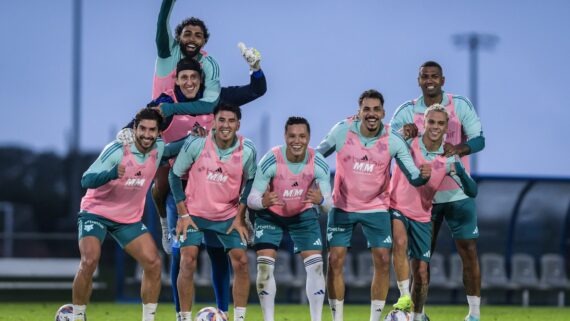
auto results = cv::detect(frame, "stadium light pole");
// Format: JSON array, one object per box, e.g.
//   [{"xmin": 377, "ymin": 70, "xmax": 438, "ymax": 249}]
[
  {"xmin": 69, "ymin": 0, "xmax": 82, "ymax": 217},
  {"xmin": 452, "ymin": 32, "xmax": 498, "ymax": 174}
]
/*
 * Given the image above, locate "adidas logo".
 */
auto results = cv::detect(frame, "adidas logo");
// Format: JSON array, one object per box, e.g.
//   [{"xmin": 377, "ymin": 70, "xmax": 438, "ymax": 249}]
[
  {"xmin": 473, "ymin": 227, "xmax": 479, "ymax": 234},
  {"xmin": 313, "ymin": 289, "xmax": 325, "ymax": 295},
  {"xmin": 258, "ymin": 290, "xmax": 270, "ymax": 296},
  {"xmin": 383, "ymin": 236, "xmax": 392, "ymax": 244},
  {"xmin": 313, "ymin": 239, "xmax": 322, "ymax": 246},
  {"xmin": 135, "ymin": 171, "xmax": 142, "ymax": 176},
  {"xmin": 361, "ymin": 155, "xmax": 368, "ymax": 161},
  {"xmin": 292, "ymin": 181, "xmax": 299, "ymax": 187},
  {"xmin": 215, "ymin": 167, "xmax": 223, "ymax": 173},
  {"xmin": 141, "ymin": 225, "xmax": 147, "ymax": 231},
  {"xmin": 423, "ymin": 250, "xmax": 431, "ymax": 258}
]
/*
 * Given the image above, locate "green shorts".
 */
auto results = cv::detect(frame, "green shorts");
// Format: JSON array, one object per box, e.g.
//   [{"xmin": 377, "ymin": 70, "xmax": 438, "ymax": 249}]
[
  {"xmin": 390, "ymin": 209, "xmax": 432, "ymax": 262},
  {"xmin": 254, "ymin": 208, "xmax": 322, "ymax": 254},
  {"xmin": 432, "ymin": 197, "xmax": 479, "ymax": 240},
  {"xmin": 327, "ymin": 208, "xmax": 392, "ymax": 249},
  {"xmin": 77, "ymin": 212, "xmax": 149, "ymax": 248},
  {"xmin": 179, "ymin": 215, "xmax": 247, "ymax": 250}
]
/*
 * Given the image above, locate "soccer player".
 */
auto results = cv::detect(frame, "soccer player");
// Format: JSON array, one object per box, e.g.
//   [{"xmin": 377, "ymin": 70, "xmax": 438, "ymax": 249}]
[
  {"xmin": 72, "ymin": 108, "xmax": 183, "ymax": 321},
  {"xmin": 390, "ymin": 61, "xmax": 485, "ymax": 321},
  {"xmin": 316, "ymin": 89, "xmax": 430, "ymax": 321},
  {"xmin": 247, "ymin": 117, "xmax": 332, "ymax": 321},
  {"xmin": 390, "ymin": 104, "xmax": 478, "ymax": 321},
  {"xmin": 169, "ymin": 104, "xmax": 256, "ymax": 321}
]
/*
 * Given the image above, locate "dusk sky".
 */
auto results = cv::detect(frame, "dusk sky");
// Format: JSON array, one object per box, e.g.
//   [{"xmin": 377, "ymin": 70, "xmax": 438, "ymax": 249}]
[{"xmin": 1, "ymin": 0, "xmax": 569, "ymax": 177}]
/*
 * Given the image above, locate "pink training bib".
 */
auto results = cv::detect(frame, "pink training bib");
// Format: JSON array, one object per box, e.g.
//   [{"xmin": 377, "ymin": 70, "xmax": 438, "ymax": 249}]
[
  {"xmin": 332, "ymin": 120, "xmax": 392, "ymax": 212},
  {"xmin": 185, "ymin": 133, "xmax": 244, "ymax": 221},
  {"xmin": 81, "ymin": 145, "xmax": 158, "ymax": 223},
  {"xmin": 390, "ymin": 137, "xmax": 448, "ymax": 222},
  {"xmin": 269, "ymin": 146, "xmax": 315, "ymax": 217}
]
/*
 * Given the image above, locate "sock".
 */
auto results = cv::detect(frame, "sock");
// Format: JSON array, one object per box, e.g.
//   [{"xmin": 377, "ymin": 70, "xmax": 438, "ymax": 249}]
[
  {"xmin": 328, "ymin": 299, "xmax": 344, "ymax": 321},
  {"xmin": 171, "ymin": 246, "xmax": 181, "ymax": 312},
  {"xmin": 142, "ymin": 303, "xmax": 158, "ymax": 321},
  {"xmin": 369, "ymin": 300, "xmax": 385, "ymax": 321},
  {"xmin": 256, "ymin": 256, "xmax": 276, "ymax": 321},
  {"xmin": 234, "ymin": 307, "xmax": 247, "ymax": 321},
  {"xmin": 207, "ymin": 246, "xmax": 231, "ymax": 312},
  {"xmin": 467, "ymin": 295, "xmax": 481, "ymax": 318},
  {"xmin": 160, "ymin": 217, "xmax": 168, "ymax": 231},
  {"xmin": 412, "ymin": 312, "xmax": 424, "ymax": 321},
  {"xmin": 397, "ymin": 279, "xmax": 410, "ymax": 297},
  {"xmin": 179, "ymin": 311, "xmax": 191, "ymax": 321},
  {"xmin": 304, "ymin": 254, "xmax": 325, "ymax": 321},
  {"xmin": 73, "ymin": 304, "xmax": 86, "ymax": 321}
]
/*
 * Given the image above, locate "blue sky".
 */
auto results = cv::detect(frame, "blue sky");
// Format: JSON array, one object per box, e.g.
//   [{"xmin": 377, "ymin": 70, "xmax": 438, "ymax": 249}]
[{"xmin": 1, "ymin": 0, "xmax": 569, "ymax": 177}]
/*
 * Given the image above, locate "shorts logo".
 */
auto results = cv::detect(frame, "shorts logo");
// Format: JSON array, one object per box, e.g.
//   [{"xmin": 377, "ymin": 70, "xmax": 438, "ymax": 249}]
[
  {"xmin": 327, "ymin": 232, "xmax": 333, "ymax": 241},
  {"xmin": 423, "ymin": 250, "xmax": 431, "ymax": 258},
  {"xmin": 313, "ymin": 239, "xmax": 322, "ymax": 246},
  {"xmin": 255, "ymin": 229, "xmax": 264, "ymax": 239},
  {"xmin": 141, "ymin": 224, "xmax": 147, "ymax": 231},
  {"xmin": 383, "ymin": 236, "xmax": 392, "ymax": 244},
  {"xmin": 473, "ymin": 227, "xmax": 479, "ymax": 235},
  {"xmin": 84, "ymin": 224, "xmax": 94, "ymax": 232}
]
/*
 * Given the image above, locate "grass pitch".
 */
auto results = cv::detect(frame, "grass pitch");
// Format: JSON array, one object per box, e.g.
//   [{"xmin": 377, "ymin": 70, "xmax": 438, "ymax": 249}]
[{"xmin": 2, "ymin": 302, "xmax": 569, "ymax": 321}]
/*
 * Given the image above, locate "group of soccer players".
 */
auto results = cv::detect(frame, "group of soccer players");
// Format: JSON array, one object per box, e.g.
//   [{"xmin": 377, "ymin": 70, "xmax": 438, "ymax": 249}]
[{"xmin": 70, "ymin": 1, "xmax": 485, "ymax": 321}]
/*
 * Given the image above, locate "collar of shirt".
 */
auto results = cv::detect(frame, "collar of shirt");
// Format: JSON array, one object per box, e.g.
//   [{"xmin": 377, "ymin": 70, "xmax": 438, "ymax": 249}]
[
  {"xmin": 349, "ymin": 118, "xmax": 386, "ymax": 139},
  {"xmin": 415, "ymin": 91, "xmax": 450, "ymax": 111},
  {"xmin": 418, "ymin": 135, "xmax": 444, "ymax": 156}
]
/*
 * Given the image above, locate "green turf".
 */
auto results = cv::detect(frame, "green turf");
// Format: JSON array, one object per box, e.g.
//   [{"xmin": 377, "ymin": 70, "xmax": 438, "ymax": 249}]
[{"xmin": 3, "ymin": 302, "xmax": 570, "ymax": 321}]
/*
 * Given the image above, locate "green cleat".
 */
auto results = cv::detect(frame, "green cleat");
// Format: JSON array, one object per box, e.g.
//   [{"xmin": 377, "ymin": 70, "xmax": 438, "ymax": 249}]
[
  {"xmin": 464, "ymin": 315, "xmax": 480, "ymax": 321},
  {"xmin": 393, "ymin": 294, "xmax": 412, "ymax": 312}
]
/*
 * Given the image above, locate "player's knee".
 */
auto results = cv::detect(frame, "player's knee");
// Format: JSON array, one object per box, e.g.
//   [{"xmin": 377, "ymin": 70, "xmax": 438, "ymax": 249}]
[
  {"xmin": 328, "ymin": 252, "xmax": 344, "ymax": 271},
  {"xmin": 231, "ymin": 253, "xmax": 249, "ymax": 275},
  {"xmin": 393, "ymin": 235, "xmax": 407, "ymax": 253},
  {"xmin": 143, "ymin": 254, "xmax": 162, "ymax": 275},
  {"xmin": 414, "ymin": 263, "xmax": 429, "ymax": 284},
  {"xmin": 79, "ymin": 255, "xmax": 99, "ymax": 275},
  {"xmin": 373, "ymin": 250, "xmax": 390, "ymax": 268},
  {"xmin": 180, "ymin": 253, "xmax": 197, "ymax": 273}
]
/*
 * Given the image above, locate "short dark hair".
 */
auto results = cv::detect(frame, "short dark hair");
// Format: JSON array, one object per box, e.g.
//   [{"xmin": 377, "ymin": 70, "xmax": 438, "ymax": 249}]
[
  {"xmin": 213, "ymin": 104, "xmax": 242, "ymax": 120},
  {"xmin": 176, "ymin": 57, "xmax": 203, "ymax": 76},
  {"xmin": 175, "ymin": 17, "xmax": 210, "ymax": 43},
  {"xmin": 134, "ymin": 107, "xmax": 163, "ymax": 129},
  {"xmin": 420, "ymin": 61, "xmax": 443, "ymax": 74},
  {"xmin": 284, "ymin": 116, "xmax": 311, "ymax": 134},
  {"xmin": 358, "ymin": 89, "xmax": 384, "ymax": 106}
]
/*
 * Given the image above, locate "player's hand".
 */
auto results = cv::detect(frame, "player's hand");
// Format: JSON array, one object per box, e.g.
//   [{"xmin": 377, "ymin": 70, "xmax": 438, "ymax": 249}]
[
  {"xmin": 303, "ymin": 185, "xmax": 324, "ymax": 205},
  {"xmin": 226, "ymin": 217, "xmax": 249, "ymax": 246},
  {"xmin": 175, "ymin": 214, "xmax": 198, "ymax": 243},
  {"xmin": 116, "ymin": 128, "xmax": 135, "ymax": 145},
  {"xmin": 262, "ymin": 191, "xmax": 284, "ymax": 208},
  {"xmin": 238, "ymin": 42, "xmax": 262, "ymax": 71},
  {"xmin": 190, "ymin": 125, "xmax": 207, "ymax": 137},
  {"xmin": 151, "ymin": 105, "xmax": 165, "ymax": 117},
  {"xmin": 117, "ymin": 164, "xmax": 126, "ymax": 178},
  {"xmin": 419, "ymin": 163, "xmax": 432, "ymax": 179},
  {"xmin": 402, "ymin": 123, "xmax": 419, "ymax": 139}
]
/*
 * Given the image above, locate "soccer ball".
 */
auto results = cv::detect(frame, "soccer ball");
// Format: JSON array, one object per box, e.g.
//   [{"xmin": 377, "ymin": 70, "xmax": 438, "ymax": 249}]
[
  {"xmin": 383, "ymin": 309, "xmax": 411, "ymax": 321},
  {"xmin": 54, "ymin": 304, "xmax": 76, "ymax": 321},
  {"xmin": 195, "ymin": 307, "xmax": 227, "ymax": 321}
]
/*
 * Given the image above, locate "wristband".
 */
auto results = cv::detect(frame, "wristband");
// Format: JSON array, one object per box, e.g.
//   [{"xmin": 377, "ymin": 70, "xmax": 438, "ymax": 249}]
[{"xmin": 179, "ymin": 214, "xmax": 190, "ymax": 219}]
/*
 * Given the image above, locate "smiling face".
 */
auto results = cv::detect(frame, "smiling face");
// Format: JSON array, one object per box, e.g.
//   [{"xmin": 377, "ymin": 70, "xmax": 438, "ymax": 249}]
[
  {"xmin": 284, "ymin": 123, "xmax": 310, "ymax": 162},
  {"xmin": 358, "ymin": 97, "xmax": 385, "ymax": 136},
  {"xmin": 424, "ymin": 110, "xmax": 448, "ymax": 143},
  {"xmin": 175, "ymin": 69, "xmax": 201, "ymax": 99},
  {"xmin": 213, "ymin": 110, "xmax": 240, "ymax": 147},
  {"xmin": 133, "ymin": 119, "xmax": 160, "ymax": 153},
  {"xmin": 418, "ymin": 66, "xmax": 445, "ymax": 99},
  {"xmin": 178, "ymin": 24, "xmax": 206, "ymax": 57}
]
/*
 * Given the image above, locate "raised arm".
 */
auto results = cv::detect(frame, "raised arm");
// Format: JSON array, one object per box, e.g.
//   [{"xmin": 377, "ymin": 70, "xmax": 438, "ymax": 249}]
[{"xmin": 156, "ymin": 0, "xmax": 176, "ymax": 58}]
